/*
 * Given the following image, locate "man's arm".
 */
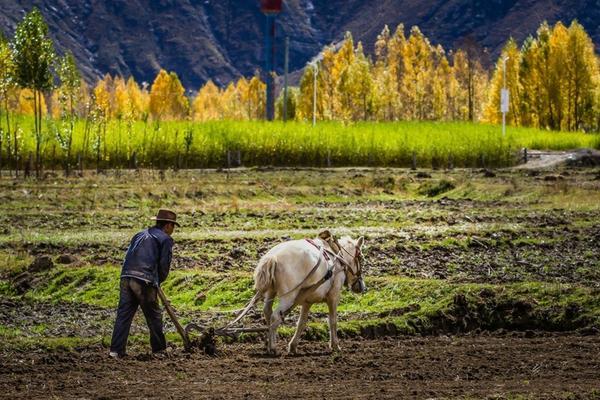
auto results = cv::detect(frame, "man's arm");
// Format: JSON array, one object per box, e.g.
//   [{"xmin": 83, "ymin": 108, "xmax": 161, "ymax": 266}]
[{"xmin": 158, "ymin": 238, "xmax": 173, "ymax": 284}]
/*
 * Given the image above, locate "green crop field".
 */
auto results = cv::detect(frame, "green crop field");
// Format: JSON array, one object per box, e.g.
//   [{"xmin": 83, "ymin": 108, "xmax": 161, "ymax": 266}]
[{"xmin": 3, "ymin": 116, "xmax": 600, "ymax": 171}]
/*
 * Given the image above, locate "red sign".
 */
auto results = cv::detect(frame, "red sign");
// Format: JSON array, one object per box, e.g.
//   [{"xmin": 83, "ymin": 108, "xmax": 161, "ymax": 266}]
[{"xmin": 260, "ymin": 0, "xmax": 283, "ymax": 13}]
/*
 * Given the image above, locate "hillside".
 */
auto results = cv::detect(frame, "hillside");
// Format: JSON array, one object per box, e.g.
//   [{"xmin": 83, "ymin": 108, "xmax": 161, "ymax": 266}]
[{"xmin": 0, "ymin": 0, "xmax": 598, "ymax": 89}]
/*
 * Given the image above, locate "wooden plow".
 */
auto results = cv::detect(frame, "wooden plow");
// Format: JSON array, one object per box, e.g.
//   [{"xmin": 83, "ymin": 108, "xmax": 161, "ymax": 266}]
[{"xmin": 157, "ymin": 287, "xmax": 267, "ymax": 355}]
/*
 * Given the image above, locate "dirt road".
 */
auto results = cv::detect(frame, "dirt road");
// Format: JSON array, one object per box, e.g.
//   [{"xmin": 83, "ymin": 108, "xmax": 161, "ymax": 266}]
[{"xmin": 2, "ymin": 335, "xmax": 599, "ymax": 399}]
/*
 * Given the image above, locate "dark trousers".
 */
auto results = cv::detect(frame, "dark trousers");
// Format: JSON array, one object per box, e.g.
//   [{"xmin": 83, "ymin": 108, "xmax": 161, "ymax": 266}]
[{"xmin": 110, "ymin": 277, "xmax": 166, "ymax": 354}]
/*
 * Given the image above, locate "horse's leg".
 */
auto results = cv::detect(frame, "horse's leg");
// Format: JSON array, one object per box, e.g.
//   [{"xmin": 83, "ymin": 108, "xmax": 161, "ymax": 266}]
[
  {"xmin": 267, "ymin": 294, "xmax": 295, "ymax": 355},
  {"xmin": 263, "ymin": 291, "xmax": 274, "ymax": 351},
  {"xmin": 263, "ymin": 291, "xmax": 275, "ymax": 324},
  {"xmin": 327, "ymin": 299, "xmax": 341, "ymax": 352},
  {"xmin": 288, "ymin": 302, "xmax": 311, "ymax": 355}
]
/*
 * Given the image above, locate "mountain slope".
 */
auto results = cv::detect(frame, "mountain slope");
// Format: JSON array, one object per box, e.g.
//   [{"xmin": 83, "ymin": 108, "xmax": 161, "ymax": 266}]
[{"xmin": 0, "ymin": 0, "xmax": 598, "ymax": 89}]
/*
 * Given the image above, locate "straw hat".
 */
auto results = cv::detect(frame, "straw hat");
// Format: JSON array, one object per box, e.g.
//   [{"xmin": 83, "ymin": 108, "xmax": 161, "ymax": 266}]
[{"xmin": 151, "ymin": 209, "xmax": 180, "ymax": 227}]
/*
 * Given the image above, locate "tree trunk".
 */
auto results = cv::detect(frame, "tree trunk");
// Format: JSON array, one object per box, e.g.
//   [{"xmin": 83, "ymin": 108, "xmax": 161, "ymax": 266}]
[
  {"xmin": 13, "ymin": 125, "xmax": 18, "ymax": 178},
  {"xmin": 33, "ymin": 89, "xmax": 40, "ymax": 178},
  {"xmin": 66, "ymin": 96, "xmax": 74, "ymax": 177},
  {"xmin": 96, "ymin": 127, "xmax": 101, "ymax": 174},
  {"xmin": 0, "ymin": 126, "xmax": 3, "ymax": 178}
]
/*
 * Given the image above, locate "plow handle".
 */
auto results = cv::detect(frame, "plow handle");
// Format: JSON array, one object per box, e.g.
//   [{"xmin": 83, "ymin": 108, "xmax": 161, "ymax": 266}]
[{"xmin": 157, "ymin": 287, "xmax": 192, "ymax": 351}]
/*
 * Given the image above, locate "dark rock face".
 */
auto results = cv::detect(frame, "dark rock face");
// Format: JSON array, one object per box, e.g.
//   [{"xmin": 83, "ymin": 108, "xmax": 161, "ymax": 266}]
[{"xmin": 0, "ymin": 0, "xmax": 598, "ymax": 89}]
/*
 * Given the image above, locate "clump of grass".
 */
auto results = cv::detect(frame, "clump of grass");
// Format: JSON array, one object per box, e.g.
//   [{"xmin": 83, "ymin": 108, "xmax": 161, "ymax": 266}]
[
  {"xmin": 418, "ymin": 179, "xmax": 456, "ymax": 197},
  {"xmin": 0, "ymin": 280, "xmax": 16, "ymax": 296}
]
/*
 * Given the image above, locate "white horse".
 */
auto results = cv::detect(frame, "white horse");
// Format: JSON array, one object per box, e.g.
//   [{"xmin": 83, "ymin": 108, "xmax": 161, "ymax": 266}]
[{"xmin": 253, "ymin": 230, "xmax": 366, "ymax": 355}]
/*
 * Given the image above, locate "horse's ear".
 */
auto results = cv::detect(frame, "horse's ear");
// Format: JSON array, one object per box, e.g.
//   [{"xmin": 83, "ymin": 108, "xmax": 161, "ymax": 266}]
[
  {"xmin": 318, "ymin": 229, "xmax": 332, "ymax": 241},
  {"xmin": 356, "ymin": 236, "xmax": 364, "ymax": 248}
]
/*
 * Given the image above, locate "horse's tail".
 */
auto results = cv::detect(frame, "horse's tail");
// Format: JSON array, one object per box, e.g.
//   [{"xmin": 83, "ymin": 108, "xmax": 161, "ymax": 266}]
[{"xmin": 253, "ymin": 255, "xmax": 277, "ymax": 293}]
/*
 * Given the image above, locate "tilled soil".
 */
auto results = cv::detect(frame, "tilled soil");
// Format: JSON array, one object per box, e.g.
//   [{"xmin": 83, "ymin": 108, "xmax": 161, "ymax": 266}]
[
  {"xmin": 1, "ymin": 336, "xmax": 599, "ymax": 399},
  {"xmin": 6, "ymin": 212, "xmax": 600, "ymax": 285}
]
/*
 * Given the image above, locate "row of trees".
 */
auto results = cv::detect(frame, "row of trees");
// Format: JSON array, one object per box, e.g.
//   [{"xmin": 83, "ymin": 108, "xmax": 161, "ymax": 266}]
[
  {"xmin": 0, "ymin": 9, "xmax": 599, "ymax": 177},
  {"xmin": 485, "ymin": 21, "xmax": 599, "ymax": 132},
  {"xmin": 295, "ymin": 26, "xmax": 489, "ymax": 122}
]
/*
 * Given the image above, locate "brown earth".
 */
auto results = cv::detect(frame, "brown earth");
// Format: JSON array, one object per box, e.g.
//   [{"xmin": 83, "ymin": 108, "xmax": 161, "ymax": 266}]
[{"xmin": 1, "ymin": 336, "xmax": 599, "ymax": 399}]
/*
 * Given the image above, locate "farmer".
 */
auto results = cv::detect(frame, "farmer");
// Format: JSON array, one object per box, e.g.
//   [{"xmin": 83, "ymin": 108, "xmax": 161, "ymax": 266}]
[{"xmin": 109, "ymin": 209, "xmax": 179, "ymax": 358}]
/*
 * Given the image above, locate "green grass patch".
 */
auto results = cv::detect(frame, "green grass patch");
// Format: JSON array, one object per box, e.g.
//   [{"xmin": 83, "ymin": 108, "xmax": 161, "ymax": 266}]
[
  {"xmin": 17, "ymin": 265, "xmax": 600, "ymax": 339},
  {"xmin": 0, "ymin": 280, "xmax": 16, "ymax": 296}
]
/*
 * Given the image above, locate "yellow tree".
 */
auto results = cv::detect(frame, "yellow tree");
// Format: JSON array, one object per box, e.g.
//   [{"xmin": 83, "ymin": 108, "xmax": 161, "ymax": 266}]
[
  {"xmin": 296, "ymin": 66, "xmax": 318, "ymax": 121},
  {"xmin": 239, "ymin": 75, "xmax": 265, "ymax": 120},
  {"xmin": 222, "ymin": 81, "xmax": 243, "ymax": 120},
  {"xmin": 339, "ymin": 42, "xmax": 374, "ymax": 120},
  {"xmin": 148, "ymin": 70, "xmax": 168, "ymax": 120},
  {"xmin": 547, "ymin": 22, "xmax": 569, "ymax": 130},
  {"xmin": 518, "ymin": 21, "xmax": 566, "ymax": 130},
  {"xmin": 518, "ymin": 36, "xmax": 541, "ymax": 127},
  {"xmin": 192, "ymin": 80, "xmax": 222, "ymax": 121},
  {"xmin": 126, "ymin": 77, "xmax": 148, "ymax": 121},
  {"xmin": 453, "ymin": 40, "xmax": 488, "ymax": 122},
  {"xmin": 387, "ymin": 24, "xmax": 407, "ymax": 119},
  {"xmin": 483, "ymin": 39, "xmax": 521, "ymax": 125},
  {"xmin": 333, "ymin": 32, "xmax": 356, "ymax": 120},
  {"xmin": 451, "ymin": 50, "xmax": 470, "ymax": 120},
  {"xmin": 93, "ymin": 75, "xmax": 113, "ymax": 120},
  {"xmin": 149, "ymin": 69, "xmax": 189, "ymax": 121},
  {"xmin": 432, "ymin": 48, "xmax": 452, "ymax": 120},
  {"xmin": 77, "ymin": 81, "xmax": 91, "ymax": 117},
  {"xmin": 17, "ymin": 88, "xmax": 47, "ymax": 115},
  {"xmin": 373, "ymin": 25, "xmax": 399, "ymax": 120},
  {"xmin": 92, "ymin": 75, "xmax": 114, "ymax": 164},
  {"xmin": 563, "ymin": 21, "xmax": 598, "ymax": 131},
  {"xmin": 114, "ymin": 76, "xmax": 128, "ymax": 120},
  {"xmin": 49, "ymin": 91, "xmax": 61, "ymax": 119},
  {"xmin": 595, "ymin": 57, "xmax": 600, "ymax": 131},
  {"xmin": 402, "ymin": 26, "xmax": 434, "ymax": 120}
]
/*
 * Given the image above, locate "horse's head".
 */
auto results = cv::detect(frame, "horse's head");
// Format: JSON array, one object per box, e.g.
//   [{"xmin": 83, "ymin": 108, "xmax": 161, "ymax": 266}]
[{"xmin": 338, "ymin": 236, "xmax": 367, "ymax": 294}]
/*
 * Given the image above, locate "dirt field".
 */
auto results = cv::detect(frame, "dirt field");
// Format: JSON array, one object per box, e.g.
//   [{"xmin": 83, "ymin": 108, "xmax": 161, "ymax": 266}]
[
  {"xmin": 1, "ymin": 335, "xmax": 599, "ymax": 399},
  {"xmin": 1, "ymin": 166, "xmax": 600, "ymax": 399}
]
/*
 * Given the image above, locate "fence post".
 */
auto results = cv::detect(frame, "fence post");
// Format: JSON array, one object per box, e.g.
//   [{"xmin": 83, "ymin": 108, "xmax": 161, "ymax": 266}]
[
  {"xmin": 77, "ymin": 153, "xmax": 83, "ymax": 176},
  {"xmin": 236, "ymin": 150, "xmax": 241, "ymax": 167},
  {"xmin": 226, "ymin": 150, "xmax": 231, "ymax": 169},
  {"xmin": 411, "ymin": 152, "xmax": 417, "ymax": 170},
  {"xmin": 51, "ymin": 144, "xmax": 56, "ymax": 171},
  {"xmin": 174, "ymin": 152, "xmax": 179, "ymax": 171},
  {"xmin": 326, "ymin": 150, "xmax": 331, "ymax": 168},
  {"xmin": 131, "ymin": 151, "xmax": 138, "ymax": 170},
  {"xmin": 447, "ymin": 155, "xmax": 454, "ymax": 170},
  {"xmin": 25, "ymin": 153, "xmax": 33, "ymax": 178},
  {"xmin": 523, "ymin": 148, "xmax": 528, "ymax": 163},
  {"xmin": 480, "ymin": 153, "xmax": 485, "ymax": 168}
]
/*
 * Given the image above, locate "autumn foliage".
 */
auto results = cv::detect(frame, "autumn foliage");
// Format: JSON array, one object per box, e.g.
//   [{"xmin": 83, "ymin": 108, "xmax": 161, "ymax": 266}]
[{"xmin": 2, "ymin": 19, "xmax": 598, "ymax": 133}]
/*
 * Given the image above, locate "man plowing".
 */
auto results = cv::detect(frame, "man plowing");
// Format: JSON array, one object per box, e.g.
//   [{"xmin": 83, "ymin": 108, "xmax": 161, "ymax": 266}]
[{"xmin": 109, "ymin": 209, "xmax": 179, "ymax": 358}]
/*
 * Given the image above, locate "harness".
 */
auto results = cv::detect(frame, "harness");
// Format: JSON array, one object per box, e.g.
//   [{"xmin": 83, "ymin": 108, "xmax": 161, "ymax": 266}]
[
  {"xmin": 305, "ymin": 238, "xmax": 335, "ymax": 280},
  {"xmin": 276, "ymin": 238, "xmax": 361, "ymax": 300}
]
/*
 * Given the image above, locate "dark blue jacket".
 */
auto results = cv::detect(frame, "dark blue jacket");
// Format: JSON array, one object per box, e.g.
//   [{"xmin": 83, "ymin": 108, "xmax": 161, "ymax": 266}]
[{"xmin": 121, "ymin": 227, "xmax": 173, "ymax": 286}]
